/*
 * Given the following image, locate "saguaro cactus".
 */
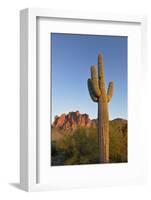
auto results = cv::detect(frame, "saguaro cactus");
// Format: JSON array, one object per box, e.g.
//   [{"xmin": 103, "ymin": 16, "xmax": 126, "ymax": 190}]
[{"xmin": 87, "ymin": 54, "xmax": 114, "ymax": 163}]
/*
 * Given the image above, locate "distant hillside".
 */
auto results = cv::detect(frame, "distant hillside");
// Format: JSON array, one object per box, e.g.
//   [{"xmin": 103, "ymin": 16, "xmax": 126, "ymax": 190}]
[{"xmin": 51, "ymin": 111, "xmax": 127, "ymax": 141}]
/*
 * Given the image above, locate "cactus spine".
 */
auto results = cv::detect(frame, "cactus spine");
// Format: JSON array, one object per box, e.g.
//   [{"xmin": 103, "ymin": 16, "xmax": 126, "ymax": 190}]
[{"xmin": 87, "ymin": 54, "xmax": 114, "ymax": 163}]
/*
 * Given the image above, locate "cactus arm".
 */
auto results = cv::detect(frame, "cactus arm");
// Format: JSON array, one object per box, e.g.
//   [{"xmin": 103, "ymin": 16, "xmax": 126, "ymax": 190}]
[
  {"xmin": 107, "ymin": 81, "xmax": 114, "ymax": 103},
  {"xmin": 87, "ymin": 79, "xmax": 99, "ymax": 102},
  {"xmin": 91, "ymin": 65, "xmax": 101, "ymax": 97}
]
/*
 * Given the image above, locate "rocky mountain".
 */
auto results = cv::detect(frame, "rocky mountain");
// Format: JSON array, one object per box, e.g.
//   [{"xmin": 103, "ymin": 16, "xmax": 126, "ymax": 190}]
[
  {"xmin": 52, "ymin": 111, "xmax": 127, "ymax": 131},
  {"xmin": 52, "ymin": 111, "xmax": 96, "ymax": 130}
]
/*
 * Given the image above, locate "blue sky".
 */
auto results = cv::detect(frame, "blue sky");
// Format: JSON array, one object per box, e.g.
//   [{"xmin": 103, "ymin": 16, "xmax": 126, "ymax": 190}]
[{"xmin": 51, "ymin": 33, "xmax": 127, "ymax": 121}]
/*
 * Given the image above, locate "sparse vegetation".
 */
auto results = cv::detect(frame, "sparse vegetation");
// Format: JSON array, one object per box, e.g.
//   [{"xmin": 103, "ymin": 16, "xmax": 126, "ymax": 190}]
[{"xmin": 51, "ymin": 119, "xmax": 127, "ymax": 166}]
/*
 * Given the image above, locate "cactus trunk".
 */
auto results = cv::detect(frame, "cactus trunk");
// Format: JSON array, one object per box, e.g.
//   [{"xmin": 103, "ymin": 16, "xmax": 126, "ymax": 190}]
[
  {"xmin": 98, "ymin": 92, "xmax": 109, "ymax": 163},
  {"xmin": 87, "ymin": 54, "xmax": 114, "ymax": 163}
]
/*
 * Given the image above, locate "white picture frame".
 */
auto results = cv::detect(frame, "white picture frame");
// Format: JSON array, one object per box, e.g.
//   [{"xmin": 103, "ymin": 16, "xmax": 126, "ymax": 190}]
[{"xmin": 20, "ymin": 8, "xmax": 147, "ymax": 191}]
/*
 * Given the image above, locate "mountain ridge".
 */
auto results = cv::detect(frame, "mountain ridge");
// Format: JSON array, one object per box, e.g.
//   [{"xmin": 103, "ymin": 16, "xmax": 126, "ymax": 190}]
[{"xmin": 52, "ymin": 111, "xmax": 127, "ymax": 131}]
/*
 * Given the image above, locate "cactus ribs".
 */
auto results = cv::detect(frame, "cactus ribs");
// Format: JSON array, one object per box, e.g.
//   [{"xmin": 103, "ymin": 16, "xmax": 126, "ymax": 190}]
[{"xmin": 87, "ymin": 54, "xmax": 114, "ymax": 163}]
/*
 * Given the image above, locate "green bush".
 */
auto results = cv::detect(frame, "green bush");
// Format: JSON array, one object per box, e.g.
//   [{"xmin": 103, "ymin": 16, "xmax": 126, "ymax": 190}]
[
  {"xmin": 109, "ymin": 121, "xmax": 127, "ymax": 162},
  {"xmin": 51, "ymin": 121, "xmax": 127, "ymax": 166},
  {"xmin": 51, "ymin": 141, "xmax": 58, "ymax": 156},
  {"xmin": 51, "ymin": 127, "xmax": 99, "ymax": 165}
]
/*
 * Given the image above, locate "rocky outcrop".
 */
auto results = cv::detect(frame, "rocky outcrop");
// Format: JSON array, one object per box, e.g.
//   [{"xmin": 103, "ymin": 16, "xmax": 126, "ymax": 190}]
[
  {"xmin": 52, "ymin": 111, "xmax": 127, "ymax": 133},
  {"xmin": 52, "ymin": 111, "xmax": 96, "ymax": 130}
]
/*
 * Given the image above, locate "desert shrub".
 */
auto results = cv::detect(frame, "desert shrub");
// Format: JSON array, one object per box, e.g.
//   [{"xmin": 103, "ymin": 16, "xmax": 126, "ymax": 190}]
[
  {"xmin": 109, "ymin": 121, "xmax": 127, "ymax": 162},
  {"xmin": 54, "ymin": 127, "xmax": 99, "ymax": 165},
  {"xmin": 51, "ymin": 141, "xmax": 58, "ymax": 156},
  {"xmin": 51, "ymin": 121, "xmax": 128, "ymax": 165}
]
